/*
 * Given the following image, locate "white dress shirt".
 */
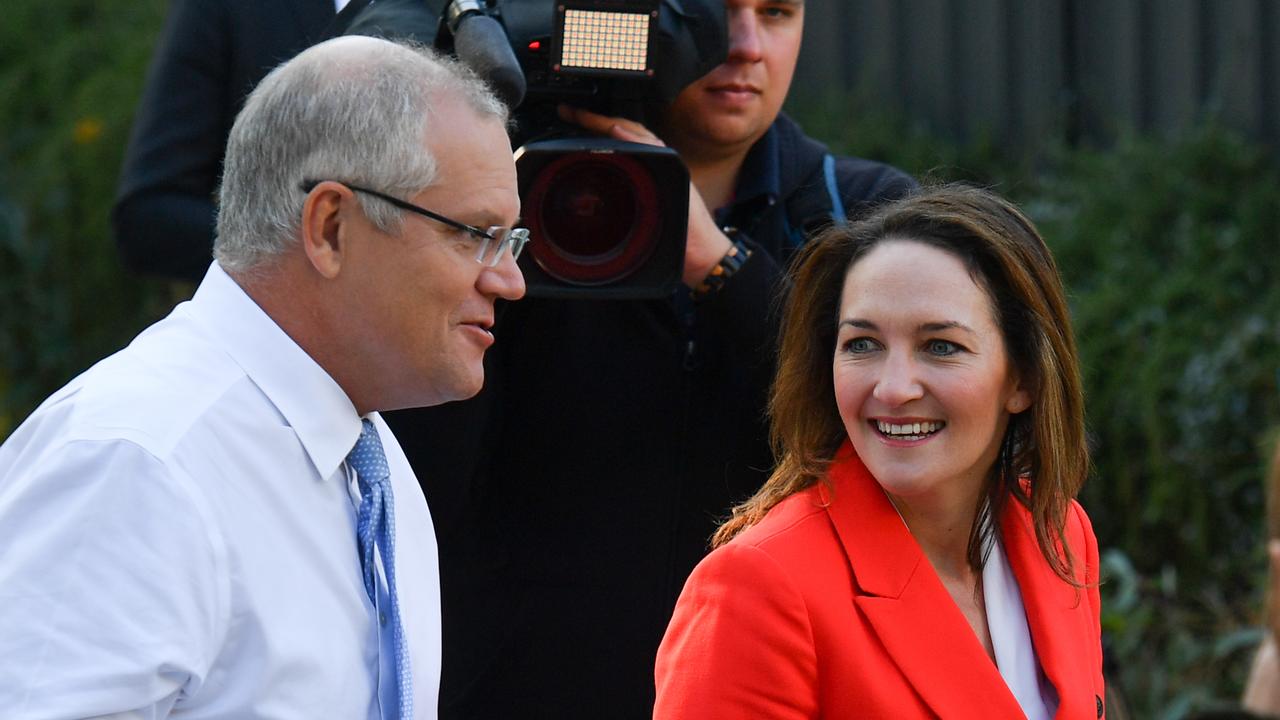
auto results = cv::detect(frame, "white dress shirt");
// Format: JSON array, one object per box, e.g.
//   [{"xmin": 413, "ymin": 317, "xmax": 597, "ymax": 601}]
[
  {"xmin": 985, "ymin": 535, "xmax": 1059, "ymax": 720},
  {"xmin": 0, "ymin": 263, "xmax": 441, "ymax": 719}
]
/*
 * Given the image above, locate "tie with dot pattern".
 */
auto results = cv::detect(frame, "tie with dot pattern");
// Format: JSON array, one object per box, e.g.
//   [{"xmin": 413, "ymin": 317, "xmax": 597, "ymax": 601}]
[{"xmin": 348, "ymin": 419, "xmax": 413, "ymax": 720}]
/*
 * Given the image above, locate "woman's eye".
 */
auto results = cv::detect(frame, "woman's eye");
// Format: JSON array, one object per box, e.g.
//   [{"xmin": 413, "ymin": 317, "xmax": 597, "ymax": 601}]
[
  {"xmin": 843, "ymin": 337, "xmax": 878, "ymax": 354},
  {"xmin": 926, "ymin": 339, "xmax": 960, "ymax": 356}
]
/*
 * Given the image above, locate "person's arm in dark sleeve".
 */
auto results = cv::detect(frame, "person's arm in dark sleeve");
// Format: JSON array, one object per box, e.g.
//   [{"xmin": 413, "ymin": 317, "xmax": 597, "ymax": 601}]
[
  {"xmin": 112, "ymin": 0, "xmax": 232, "ymax": 282},
  {"xmin": 693, "ymin": 232, "xmax": 786, "ymax": 363}
]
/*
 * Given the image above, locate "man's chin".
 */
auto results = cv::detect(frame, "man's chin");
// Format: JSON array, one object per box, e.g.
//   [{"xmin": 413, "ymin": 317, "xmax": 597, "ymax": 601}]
[
  {"xmin": 453, "ymin": 368, "xmax": 486, "ymax": 402},
  {"xmin": 702, "ymin": 122, "xmax": 767, "ymax": 154},
  {"xmin": 389, "ymin": 367, "xmax": 485, "ymax": 410}
]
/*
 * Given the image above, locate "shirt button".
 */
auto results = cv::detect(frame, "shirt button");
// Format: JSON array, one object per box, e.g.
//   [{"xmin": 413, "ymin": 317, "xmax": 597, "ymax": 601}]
[{"xmin": 380, "ymin": 612, "xmax": 387, "ymax": 626}]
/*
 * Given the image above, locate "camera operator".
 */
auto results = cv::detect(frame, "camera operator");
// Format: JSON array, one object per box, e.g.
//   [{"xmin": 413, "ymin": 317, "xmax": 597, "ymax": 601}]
[{"xmin": 388, "ymin": 1, "xmax": 917, "ymax": 716}]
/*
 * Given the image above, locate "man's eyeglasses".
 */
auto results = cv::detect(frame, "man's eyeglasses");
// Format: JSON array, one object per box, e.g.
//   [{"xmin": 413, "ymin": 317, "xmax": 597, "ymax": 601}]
[{"xmin": 299, "ymin": 180, "xmax": 530, "ymax": 267}]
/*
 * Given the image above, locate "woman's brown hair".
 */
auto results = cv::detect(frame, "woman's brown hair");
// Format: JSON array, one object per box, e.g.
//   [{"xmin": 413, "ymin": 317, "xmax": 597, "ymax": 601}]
[{"xmin": 714, "ymin": 184, "xmax": 1090, "ymax": 584}]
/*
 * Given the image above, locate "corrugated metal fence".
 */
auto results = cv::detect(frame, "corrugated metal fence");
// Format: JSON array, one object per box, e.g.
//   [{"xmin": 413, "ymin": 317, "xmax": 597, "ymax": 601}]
[{"xmin": 791, "ymin": 0, "xmax": 1280, "ymax": 149}]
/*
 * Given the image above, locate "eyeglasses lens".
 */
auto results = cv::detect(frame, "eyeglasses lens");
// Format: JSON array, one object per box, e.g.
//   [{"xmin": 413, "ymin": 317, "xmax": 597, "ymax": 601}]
[{"xmin": 477, "ymin": 227, "xmax": 531, "ymax": 267}]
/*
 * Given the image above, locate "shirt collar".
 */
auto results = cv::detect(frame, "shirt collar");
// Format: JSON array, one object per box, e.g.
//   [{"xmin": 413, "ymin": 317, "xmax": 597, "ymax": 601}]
[
  {"xmin": 185, "ymin": 262, "xmax": 362, "ymax": 481},
  {"xmin": 716, "ymin": 123, "xmax": 782, "ymax": 223}
]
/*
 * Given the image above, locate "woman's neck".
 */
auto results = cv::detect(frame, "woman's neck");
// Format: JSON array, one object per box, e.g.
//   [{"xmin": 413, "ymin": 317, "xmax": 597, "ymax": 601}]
[
  {"xmin": 889, "ymin": 488, "xmax": 996, "ymax": 661},
  {"xmin": 887, "ymin": 489, "xmax": 983, "ymax": 583}
]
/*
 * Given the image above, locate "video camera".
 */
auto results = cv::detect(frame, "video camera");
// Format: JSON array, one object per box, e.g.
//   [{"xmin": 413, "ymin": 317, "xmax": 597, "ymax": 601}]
[{"xmin": 338, "ymin": 0, "xmax": 727, "ymax": 298}]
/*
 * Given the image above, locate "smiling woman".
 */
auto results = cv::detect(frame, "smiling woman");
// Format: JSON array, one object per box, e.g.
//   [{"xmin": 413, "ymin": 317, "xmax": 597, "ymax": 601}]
[
  {"xmin": 654, "ymin": 185, "xmax": 1104, "ymax": 719},
  {"xmin": 833, "ymin": 238, "xmax": 1033, "ymax": 526}
]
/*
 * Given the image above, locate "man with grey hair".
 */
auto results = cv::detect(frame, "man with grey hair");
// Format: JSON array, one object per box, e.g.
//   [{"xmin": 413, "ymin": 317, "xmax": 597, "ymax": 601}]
[{"xmin": 0, "ymin": 35, "xmax": 525, "ymax": 720}]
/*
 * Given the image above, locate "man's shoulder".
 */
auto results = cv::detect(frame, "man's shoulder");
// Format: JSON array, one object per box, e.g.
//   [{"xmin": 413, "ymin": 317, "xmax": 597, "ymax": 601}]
[
  {"xmin": 769, "ymin": 113, "xmax": 916, "ymax": 215},
  {"xmin": 28, "ymin": 310, "xmax": 261, "ymax": 460},
  {"xmin": 829, "ymin": 154, "xmax": 918, "ymax": 212}
]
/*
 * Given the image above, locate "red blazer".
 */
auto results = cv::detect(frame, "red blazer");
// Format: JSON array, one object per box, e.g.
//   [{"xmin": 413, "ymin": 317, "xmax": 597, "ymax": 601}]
[{"xmin": 654, "ymin": 444, "xmax": 1104, "ymax": 719}]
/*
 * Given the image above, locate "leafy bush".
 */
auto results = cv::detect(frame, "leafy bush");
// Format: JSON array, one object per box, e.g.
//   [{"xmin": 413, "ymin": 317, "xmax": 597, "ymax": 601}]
[
  {"xmin": 3, "ymin": 8, "xmax": 1277, "ymax": 718},
  {"xmin": 1033, "ymin": 126, "xmax": 1280, "ymax": 719},
  {"xmin": 0, "ymin": 0, "xmax": 171, "ymax": 436},
  {"xmin": 796, "ymin": 93, "xmax": 1280, "ymax": 719}
]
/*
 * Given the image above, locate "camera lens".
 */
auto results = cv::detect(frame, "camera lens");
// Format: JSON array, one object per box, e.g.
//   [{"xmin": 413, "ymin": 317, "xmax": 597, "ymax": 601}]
[
  {"xmin": 543, "ymin": 163, "xmax": 635, "ymax": 255},
  {"xmin": 525, "ymin": 152, "xmax": 660, "ymax": 286}
]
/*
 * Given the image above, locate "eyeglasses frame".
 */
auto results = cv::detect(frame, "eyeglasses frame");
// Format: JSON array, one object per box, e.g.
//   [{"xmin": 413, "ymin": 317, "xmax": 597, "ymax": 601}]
[{"xmin": 298, "ymin": 180, "xmax": 529, "ymax": 267}]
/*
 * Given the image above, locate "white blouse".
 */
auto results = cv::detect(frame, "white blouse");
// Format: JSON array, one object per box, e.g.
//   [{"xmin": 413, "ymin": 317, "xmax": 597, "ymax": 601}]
[{"xmin": 984, "ymin": 535, "xmax": 1060, "ymax": 720}]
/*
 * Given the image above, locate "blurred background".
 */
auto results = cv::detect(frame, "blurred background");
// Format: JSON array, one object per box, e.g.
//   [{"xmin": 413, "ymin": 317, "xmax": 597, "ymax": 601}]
[{"xmin": 2, "ymin": 1, "xmax": 1278, "ymax": 717}]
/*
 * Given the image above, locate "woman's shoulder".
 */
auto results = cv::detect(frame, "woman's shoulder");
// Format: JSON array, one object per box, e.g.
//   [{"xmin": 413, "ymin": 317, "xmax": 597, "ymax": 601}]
[
  {"xmin": 1005, "ymin": 485, "xmax": 1097, "ymax": 541},
  {"xmin": 1050, "ymin": 497, "xmax": 1098, "ymax": 557},
  {"xmin": 727, "ymin": 483, "xmax": 833, "ymax": 552},
  {"xmin": 686, "ymin": 484, "xmax": 843, "ymax": 611},
  {"xmin": 1001, "ymin": 492, "xmax": 1099, "ymax": 586},
  {"xmin": 1066, "ymin": 498, "xmax": 1096, "ymax": 538}
]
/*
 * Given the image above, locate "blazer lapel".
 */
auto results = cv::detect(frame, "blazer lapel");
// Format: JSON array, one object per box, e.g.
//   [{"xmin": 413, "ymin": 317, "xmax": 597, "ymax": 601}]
[
  {"xmin": 823, "ymin": 445, "xmax": 1025, "ymax": 718},
  {"xmin": 1000, "ymin": 504, "xmax": 1098, "ymax": 719}
]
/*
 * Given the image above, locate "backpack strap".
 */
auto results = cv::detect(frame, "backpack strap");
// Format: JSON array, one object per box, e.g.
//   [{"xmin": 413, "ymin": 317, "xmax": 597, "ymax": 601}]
[
  {"xmin": 782, "ymin": 152, "xmax": 846, "ymax": 249},
  {"xmin": 823, "ymin": 154, "xmax": 847, "ymax": 224}
]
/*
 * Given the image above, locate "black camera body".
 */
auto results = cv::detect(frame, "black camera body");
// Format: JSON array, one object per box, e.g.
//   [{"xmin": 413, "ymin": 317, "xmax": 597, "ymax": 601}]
[
  {"xmin": 495, "ymin": 1, "xmax": 725, "ymax": 297},
  {"xmin": 339, "ymin": 0, "xmax": 727, "ymax": 298},
  {"xmin": 492, "ymin": 0, "xmax": 725, "ymax": 142}
]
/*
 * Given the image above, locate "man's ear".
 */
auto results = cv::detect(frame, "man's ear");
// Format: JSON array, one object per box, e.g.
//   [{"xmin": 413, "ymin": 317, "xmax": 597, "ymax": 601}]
[{"xmin": 300, "ymin": 182, "xmax": 350, "ymax": 279}]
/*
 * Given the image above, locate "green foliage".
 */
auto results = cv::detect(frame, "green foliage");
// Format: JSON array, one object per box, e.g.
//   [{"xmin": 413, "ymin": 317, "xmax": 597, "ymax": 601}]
[
  {"xmin": 1036, "ymin": 126, "xmax": 1280, "ymax": 720},
  {"xmin": 1034, "ymin": 125, "xmax": 1280, "ymax": 578},
  {"xmin": 790, "ymin": 91, "xmax": 1025, "ymax": 190},
  {"xmin": 0, "ymin": 0, "xmax": 171, "ymax": 437},
  {"xmin": 795, "ymin": 94, "xmax": 1280, "ymax": 718},
  {"xmin": 3, "ymin": 9, "xmax": 1278, "ymax": 718}
]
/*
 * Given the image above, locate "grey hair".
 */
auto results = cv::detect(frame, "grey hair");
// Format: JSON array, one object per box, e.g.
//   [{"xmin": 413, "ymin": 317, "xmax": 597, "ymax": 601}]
[{"xmin": 214, "ymin": 36, "xmax": 508, "ymax": 273}]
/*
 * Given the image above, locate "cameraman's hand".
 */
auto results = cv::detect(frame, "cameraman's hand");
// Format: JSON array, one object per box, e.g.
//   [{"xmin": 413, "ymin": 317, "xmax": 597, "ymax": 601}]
[{"xmin": 558, "ymin": 105, "xmax": 733, "ymax": 289}]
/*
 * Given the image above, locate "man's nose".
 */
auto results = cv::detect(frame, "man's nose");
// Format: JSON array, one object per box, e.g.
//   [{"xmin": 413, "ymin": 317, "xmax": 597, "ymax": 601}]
[
  {"xmin": 480, "ymin": 249, "xmax": 526, "ymax": 301},
  {"xmin": 726, "ymin": 9, "xmax": 763, "ymax": 62}
]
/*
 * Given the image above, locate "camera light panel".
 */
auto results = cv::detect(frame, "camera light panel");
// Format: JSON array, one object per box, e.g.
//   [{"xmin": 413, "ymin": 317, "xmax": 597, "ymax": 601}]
[{"xmin": 559, "ymin": 9, "xmax": 651, "ymax": 73}]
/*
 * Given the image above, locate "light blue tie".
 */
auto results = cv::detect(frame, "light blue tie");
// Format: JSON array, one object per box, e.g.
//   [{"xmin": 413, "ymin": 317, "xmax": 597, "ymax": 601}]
[{"xmin": 348, "ymin": 419, "xmax": 413, "ymax": 720}]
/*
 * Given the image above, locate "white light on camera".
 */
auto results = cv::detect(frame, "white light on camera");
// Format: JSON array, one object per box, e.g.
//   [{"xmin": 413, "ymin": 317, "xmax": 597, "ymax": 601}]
[{"xmin": 560, "ymin": 9, "xmax": 650, "ymax": 72}]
